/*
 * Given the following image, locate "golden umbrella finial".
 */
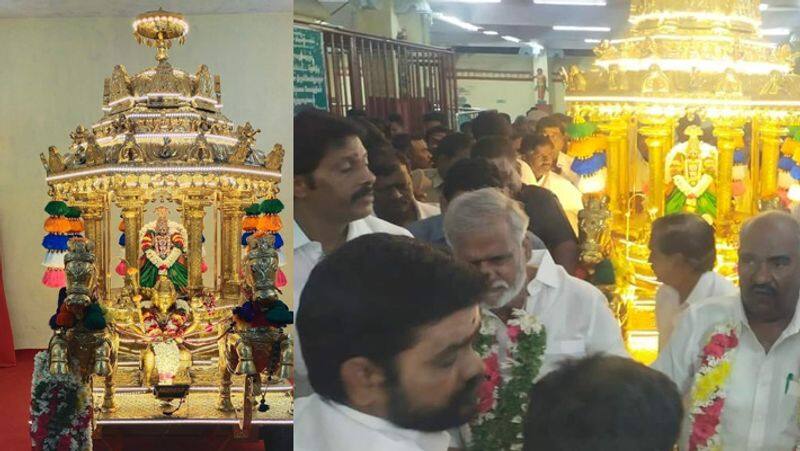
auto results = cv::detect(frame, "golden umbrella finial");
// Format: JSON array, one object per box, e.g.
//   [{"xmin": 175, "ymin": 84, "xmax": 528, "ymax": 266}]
[{"xmin": 132, "ymin": 8, "xmax": 189, "ymax": 62}]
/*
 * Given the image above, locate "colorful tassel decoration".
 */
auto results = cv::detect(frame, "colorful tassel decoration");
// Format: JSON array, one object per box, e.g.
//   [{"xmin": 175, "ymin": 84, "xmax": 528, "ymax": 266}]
[
  {"xmin": 260, "ymin": 199, "xmax": 285, "ymax": 215},
  {"xmin": 55, "ymin": 308, "xmax": 75, "ymax": 328},
  {"xmin": 83, "ymin": 304, "xmax": 107, "ymax": 330},
  {"xmin": 44, "ymin": 201, "xmax": 69, "ymax": 216},
  {"xmin": 272, "ymin": 233, "xmax": 284, "ymax": 249},
  {"xmin": 115, "ymin": 260, "xmax": 127, "ymax": 276},
  {"xmin": 201, "ymin": 261, "xmax": 209, "ymax": 273},
  {"xmin": 257, "ymin": 215, "xmax": 282, "ymax": 233},
  {"xmin": 276, "ymin": 268, "xmax": 287, "ymax": 288},
  {"xmin": 42, "ymin": 234, "xmax": 70, "ymax": 250},
  {"xmin": 241, "ymin": 231, "xmax": 254, "ymax": 246},
  {"xmin": 42, "ymin": 268, "xmax": 67, "ymax": 288},
  {"xmin": 243, "ymin": 216, "xmax": 259, "ymax": 230}
]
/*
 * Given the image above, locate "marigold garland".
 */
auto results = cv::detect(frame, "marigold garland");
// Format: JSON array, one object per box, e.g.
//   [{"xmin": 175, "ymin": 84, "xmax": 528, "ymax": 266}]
[{"xmin": 687, "ymin": 323, "xmax": 739, "ymax": 451}]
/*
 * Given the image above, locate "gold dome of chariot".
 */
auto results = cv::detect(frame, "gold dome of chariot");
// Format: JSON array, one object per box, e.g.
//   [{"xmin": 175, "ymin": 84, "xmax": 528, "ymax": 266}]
[{"xmin": 41, "ymin": 9, "xmax": 283, "ymax": 200}]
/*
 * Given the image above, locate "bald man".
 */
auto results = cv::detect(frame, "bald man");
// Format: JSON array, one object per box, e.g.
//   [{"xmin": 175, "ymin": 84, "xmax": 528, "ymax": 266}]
[{"xmin": 653, "ymin": 211, "xmax": 800, "ymax": 450}]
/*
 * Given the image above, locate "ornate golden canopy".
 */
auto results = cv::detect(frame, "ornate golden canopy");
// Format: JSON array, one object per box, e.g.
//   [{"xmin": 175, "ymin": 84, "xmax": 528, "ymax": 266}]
[{"xmin": 41, "ymin": 8, "xmax": 284, "ymax": 201}]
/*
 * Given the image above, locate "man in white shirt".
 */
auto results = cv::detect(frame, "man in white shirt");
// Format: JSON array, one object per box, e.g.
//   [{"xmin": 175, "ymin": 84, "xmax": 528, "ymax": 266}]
[
  {"xmin": 411, "ymin": 132, "xmax": 473, "ymax": 205},
  {"xmin": 536, "ymin": 116, "xmax": 579, "ymax": 185},
  {"xmin": 369, "ymin": 145, "xmax": 440, "ymax": 228},
  {"xmin": 649, "ymin": 213, "xmax": 737, "ymax": 349},
  {"xmin": 295, "ymin": 234, "xmax": 487, "ymax": 451},
  {"xmin": 443, "ymin": 188, "xmax": 628, "ymax": 448},
  {"xmin": 519, "ymin": 134, "xmax": 584, "ymax": 234},
  {"xmin": 653, "ymin": 211, "xmax": 800, "ymax": 450},
  {"xmin": 294, "ymin": 110, "xmax": 412, "ymax": 397}
]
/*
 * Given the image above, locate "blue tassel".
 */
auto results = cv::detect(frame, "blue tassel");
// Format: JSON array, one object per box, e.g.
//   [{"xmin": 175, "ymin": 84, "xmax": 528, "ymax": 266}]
[
  {"xmin": 241, "ymin": 231, "xmax": 254, "ymax": 246},
  {"xmin": 791, "ymin": 165, "xmax": 800, "ymax": 181},
  {"xmin": 780, "ymin": 155, "xmax": 796, "ymax": 171},
  {"xmin": 119, "ymin": 233, "xmax": 125, "ymax": 247},
  {"xmin": 570, "ymin": 153, "xmax": 607, "ymax": 176},
  {"xmin": 273, "ymin": 233, "xmax": 284, "ymax": 249},
  {"xmin": 42, "ymin": 234, "xmax": 70, "ymax": 251},
  {"xmin": 734, "ymin": 149, "xmax": 748, "ymax": 164}
]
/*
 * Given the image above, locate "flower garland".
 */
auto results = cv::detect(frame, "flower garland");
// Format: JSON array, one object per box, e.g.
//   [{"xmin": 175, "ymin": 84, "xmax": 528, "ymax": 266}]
[
  {"xmin": 687, "ymin": 323, "xmax": 739, "ymax": 451},
  {"xmin": 469, "ymin": 308, "xmax": 546, "ymax": 451},
  {"xmin": 29, "ymin": 351, "xmax": 93, "ymax": 451}
]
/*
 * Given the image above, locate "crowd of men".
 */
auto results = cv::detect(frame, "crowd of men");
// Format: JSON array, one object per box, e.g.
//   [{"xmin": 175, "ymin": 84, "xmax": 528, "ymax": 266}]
[{"xmin": 293, "ymin": 107, "xmax": 800, "ymax": 451}]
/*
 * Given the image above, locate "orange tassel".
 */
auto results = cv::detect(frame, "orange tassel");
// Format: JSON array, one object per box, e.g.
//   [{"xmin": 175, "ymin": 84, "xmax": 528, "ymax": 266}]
[
  {"xmin": 44, "ymin": 217, "xmax": 72, "ymax": 233},
  {"xmin": 118, "ymin": 219, "xmax": 125, "ymax": 232},
  {"xmin": 242, "ymin": 216, "xmax": 258, "ymax": 230},
  {"xmin": 782, "ymin": 139, "xmax": 800, "ymax": 157},
  {"xmin": 257, "ymin": 215, "xmax": 282, "ymax": 233},
  {"xmin": 69, "ymin": 218, "xmax": 84, "ymax": 233}
]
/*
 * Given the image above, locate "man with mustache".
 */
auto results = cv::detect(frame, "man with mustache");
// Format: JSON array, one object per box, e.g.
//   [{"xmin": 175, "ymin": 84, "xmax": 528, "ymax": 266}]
[
  {"xmin": 653, "ymin": 211, "xmax": 800, "ymax": 450},
  {"xmin": 294, "ymin": 110, "xmax": 412, "ymax": 397},
  {"xmin": 444, "ymin": 188, "xmax": 627, "ymax": 449},
  {"xmin": 519, "ymin": 133, "xmax": 583, "ymax": 235},
  {"xmin": 296, "ymin": 234, "xmax": 487, "ymax": 451}
]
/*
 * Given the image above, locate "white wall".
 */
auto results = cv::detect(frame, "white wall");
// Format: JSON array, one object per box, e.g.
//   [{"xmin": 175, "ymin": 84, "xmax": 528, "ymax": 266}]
[
  {"xmin": 0, "ymin": 13, "xmax": 293, "ymax": 349},
  {"xmin": 456, "ymin": 53, "xmax": 548, "ymax": 119}
]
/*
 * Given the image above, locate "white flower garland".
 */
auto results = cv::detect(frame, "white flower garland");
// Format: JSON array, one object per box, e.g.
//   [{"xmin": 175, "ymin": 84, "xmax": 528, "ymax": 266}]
[{"xmin": 674, "ymin": 173, "xmax": 713, "ymax": 199}]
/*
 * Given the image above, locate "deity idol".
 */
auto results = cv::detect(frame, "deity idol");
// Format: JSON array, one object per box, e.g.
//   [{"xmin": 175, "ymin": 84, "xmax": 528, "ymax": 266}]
[
  {"xmin": 665, "ymin": 125, "xmax": 718, "ymax": 222},
  {"xmin": 139, "ymin": 206, "xmax": 189, "ymax": 290}
]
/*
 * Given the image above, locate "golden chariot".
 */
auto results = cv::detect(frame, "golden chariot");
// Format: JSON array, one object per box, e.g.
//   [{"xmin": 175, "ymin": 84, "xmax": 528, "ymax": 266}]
[
  {"xmin": 35, "ymin": 9, "xmax": 292, "ymax": 439},
  {"xmin": 564, "ymin": 0, "xmax": 800, "ymax": 363}
]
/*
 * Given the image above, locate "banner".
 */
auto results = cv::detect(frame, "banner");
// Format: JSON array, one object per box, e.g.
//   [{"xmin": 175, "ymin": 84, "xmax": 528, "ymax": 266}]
[{"xmin": 294, "ymin": 27, "xmax": 329, "ymax": 111}]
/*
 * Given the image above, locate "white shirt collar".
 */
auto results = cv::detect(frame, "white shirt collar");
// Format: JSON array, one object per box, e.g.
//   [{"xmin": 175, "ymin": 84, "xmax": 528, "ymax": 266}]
[
  {"xmin": 527, "ymin": 249, "xmax": 561, "ymax": 289},
  {"xmin": 300, "ymin": 395, "xmax": 451, "ymax": 451},
  {"xmin": 294, "ymin": 217, "xmax": 370, "ymax": 250}
]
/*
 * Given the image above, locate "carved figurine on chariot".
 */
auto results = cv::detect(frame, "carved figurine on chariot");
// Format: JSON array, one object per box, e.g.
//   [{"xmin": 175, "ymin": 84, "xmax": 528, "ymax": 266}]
[
  {"xmin": 45, "ymin": 237, "xmax": 118, "ymax": 411},
  {"xmin": 139, "ymin": 206, "xmax": 189, "ymax": 291},
  {"xmin": 218, "ymin": 232, "xmax": 293, "ymax": 412},
  {"xmin": 136, "ymin": 275, "xmax": 197, "ymax": 386},
  {"xmin": 228, "ymin": 121, "xmax": 261, "ymax": 164},
  {"xmin": 665, "ymin": 125, "xmax": 718, "ymax": 222}
]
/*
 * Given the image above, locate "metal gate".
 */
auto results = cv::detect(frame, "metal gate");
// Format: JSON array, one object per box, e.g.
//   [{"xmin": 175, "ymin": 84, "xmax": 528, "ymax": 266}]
[{"xmin": 296, "ymin": 20, "xmax": 458, "ymax": 131}]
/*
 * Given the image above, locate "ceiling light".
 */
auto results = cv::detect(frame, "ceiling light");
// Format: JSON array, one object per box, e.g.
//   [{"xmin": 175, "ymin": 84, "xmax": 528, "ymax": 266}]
[
  {"xmin": 761, "ymin": 27, "xmax": 790, "ymax": 36},
  {"xmin": 432, "ymin": 13, "xmax": 482, "ymax": 32},
  {"xmin": 759, "ymin": 3, "xmax": 769, "ymax": 11},
  {"xmin": 534, "ymin": 0, "xmax": 606, "ymax": 5},
  {"xmin": 584, "ymin": 38, "xmax": 601, "ymax": 43},
  {"xmin": 502, "ymin": 35, "xmax": 521, "ymax": 43},
  {"xmin": 483, "ymin": 30, "xmax": 499, "ymax": 35},
  {"xmin": 431, "ymin": 0, "xmax": 501, "ymax": 3},
  {"xmin": 553, "ymin": 25, "xmax": 610, "ymax": 32}
]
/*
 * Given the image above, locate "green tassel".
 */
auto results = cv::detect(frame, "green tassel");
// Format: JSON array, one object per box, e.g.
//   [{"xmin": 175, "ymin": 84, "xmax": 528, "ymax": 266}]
[
  {"xmin": 83, "ymin": 304, "xmax": 107, "ymax": 330},
  {"xmin": 260, "ymin": 199, "xmax": 284, "ymax": 214},
  {"xmin": 45, "ymin": 201, "xmax": 69, "ymax": 216},
  {"xmin": 65, "ymin": 206, "xmax": 82, "ymax": 218},
  {"xmin": 789, "ymin": 126, "xmax": 800, "ymax": 142},
  {"xmin": 244, "ymin": 204, "xmax": 261, "ymax": 216},
  {"xmin": 566, "ymin": 122, "xmax": 598, "ymax": 139}
]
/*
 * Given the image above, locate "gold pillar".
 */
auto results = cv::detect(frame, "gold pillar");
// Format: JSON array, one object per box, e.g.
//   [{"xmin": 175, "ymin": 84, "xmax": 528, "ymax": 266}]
[
  {"xmin": 77, "ymin": 196, "xmax": 107, "ymax": 297},
  {"xmin": 116, "ymin": 190, "xmax": 144, "ymax": 271},
  {"xmin": 639, "ymin": 118, "xmax": 671, "ymax": 217},
  {"xmin": 601, "ymin": 118, "xmax": 628, "ymax": 221},
  {"xmin": 759, "ymin": 121, "xmax": 784, "ymax": 208},
  {"xmin": 219, "ymin": 193, "xmax": 246, "ymax": 302},
  {"xmin": 182, "ymin": 190, "xmax": 210, "ymax": 295},
  {"xmin": 713, "ymin": 119, "xmax": 744, "ymax": 227}
]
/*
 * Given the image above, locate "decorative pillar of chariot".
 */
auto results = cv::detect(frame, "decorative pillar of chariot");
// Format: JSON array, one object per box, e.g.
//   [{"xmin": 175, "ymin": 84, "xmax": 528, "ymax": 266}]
[
  {"xmin": 563, "ymin": 0, "xmax": 800, "ymax": 362},
  {"xmin": 34, "ymin": 10, "xmax": 291, "ymax": 442}
]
